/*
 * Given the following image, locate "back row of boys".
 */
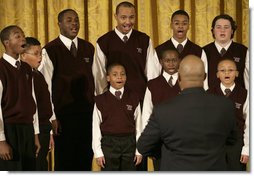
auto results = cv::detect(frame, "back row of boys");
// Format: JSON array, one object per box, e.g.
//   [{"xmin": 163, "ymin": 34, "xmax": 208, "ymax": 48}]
[{"xmin": 0, "ymin": 1, "xmax": 248, "ymax": 171}]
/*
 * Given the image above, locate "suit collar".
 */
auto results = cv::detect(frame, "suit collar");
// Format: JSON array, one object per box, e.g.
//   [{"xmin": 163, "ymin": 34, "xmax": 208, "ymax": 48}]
[{"xmin": 181, "ymin": 87, "xmax": 205, "ymax": 94}]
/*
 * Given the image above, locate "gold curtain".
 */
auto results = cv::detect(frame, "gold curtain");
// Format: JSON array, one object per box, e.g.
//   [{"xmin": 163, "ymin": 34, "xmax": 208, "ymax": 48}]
[{"xmin": 0, "ymin": 0, "xmax": 249, "ymax": 171}]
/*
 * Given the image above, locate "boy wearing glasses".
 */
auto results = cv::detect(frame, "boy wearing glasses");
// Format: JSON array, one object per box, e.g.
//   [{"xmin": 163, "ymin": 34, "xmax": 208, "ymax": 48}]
[
  {"xmin": 207, "ymin": 58, "xmax": 249, "ymax": 171},
  {"xmin": 142, "ymin": 48, "xmax": 181, "ymax": 170},
  {"xmin": 21, "ymin": 37, "xmax": 57, "ymax": 171}
]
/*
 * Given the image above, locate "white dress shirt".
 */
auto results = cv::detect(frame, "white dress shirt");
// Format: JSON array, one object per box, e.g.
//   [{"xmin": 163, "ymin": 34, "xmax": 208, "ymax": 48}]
[
  {"xmin": 171, "ymin": 37, "xmax": 209, "ymax": 90},
  {"xmin": 92, "ymin": 86, "xmax": 142, "ymax": 158},
  {"xmin": 0, "ymin": 53, "xmax": 39, "ymax": 141}
]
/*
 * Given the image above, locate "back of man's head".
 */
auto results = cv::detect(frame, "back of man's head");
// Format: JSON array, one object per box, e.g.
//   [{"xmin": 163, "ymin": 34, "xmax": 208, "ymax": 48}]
[{"xmin": 178, "ymin": 55, "xmax": 205, "ymax": 90}]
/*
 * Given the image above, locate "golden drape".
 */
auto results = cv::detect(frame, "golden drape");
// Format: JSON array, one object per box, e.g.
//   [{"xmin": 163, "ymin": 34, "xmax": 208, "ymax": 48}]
[{"xmin": 0, "ymin": 0, "xmax": 249, "ymax": 171}]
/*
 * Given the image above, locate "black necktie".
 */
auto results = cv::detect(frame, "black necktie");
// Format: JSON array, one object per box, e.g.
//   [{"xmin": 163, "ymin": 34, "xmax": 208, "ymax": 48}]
[
  {"xmin": 15, "ymin": 60, "xmax": 21, "ymax": 70},
  {"xmin": 220, "ymin": 48, "xmax": 226, "ymax": 56},
  {"xmin": 177, "ymin": 44, "xmax": 183, "ymax": 53},
  {"xmin": 224, "ymin": 88, "xmax": 231, "ymax": 97},
  {"xmin": 115, "ymin": 91, "xmax": 121, "ymax": 100},
  {"xmin": 168, "ymin": 76, "xmax": 173, "ymax": 87},
  {"xmin": 70, "ymin": 41, "xmax": 77, "ymax": 57},
  {"xmin": 123, "ymin": 35, "xmax": 128, "ymax": 43}
]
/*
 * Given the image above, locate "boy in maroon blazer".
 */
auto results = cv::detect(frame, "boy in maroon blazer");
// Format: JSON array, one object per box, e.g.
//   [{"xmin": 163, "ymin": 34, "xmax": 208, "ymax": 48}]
[
  {"xmin": 207, "ymin": 58, "xmax": 249, "ymax": 170},
  {"xmin": 92, "ymin": 63, "xmax": 142, "ymax": 171}
]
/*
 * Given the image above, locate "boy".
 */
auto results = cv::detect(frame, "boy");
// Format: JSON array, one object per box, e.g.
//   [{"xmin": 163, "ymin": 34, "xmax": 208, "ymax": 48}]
[
  {"xmin": 92, "ymin": 1, "xmax": 161, "ymax": 100},
  {"xmin": 203, "ymin": 14, "xmax": 249, "ymax": 90},
  {"xmin": 155, "ymin": 10, "xmax": 208, "ymax": 90},
  {"xmin": 0, "ymin": 25, "xmax": 39, "ymax": 170},
  {"xmin": 92, "ymin": 63, "xmax": 142, "ymax": 171},
  {"xmin": 21, "ymin": 37, "xmax": 57, "ymax": 171},
  {"xmin": 207, "ymin": 58, "xmax": 249, "ymax": 170},
  {"xmin": 142, "ymin": 48, "xmax": 181, "ymax": 170}
]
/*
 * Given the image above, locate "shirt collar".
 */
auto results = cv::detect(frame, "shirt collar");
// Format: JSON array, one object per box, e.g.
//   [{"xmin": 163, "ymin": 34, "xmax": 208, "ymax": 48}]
[
  {"xmin": 114, "ymin": 27, "xmax": 132, "ymax": 41},
  {"xmin": 162, "ymin": 71, "xmax": 178, "ymax": 85},
  {"xmin": 3, "ymin": 53, "xmax": 21, "ymax": 68},
  {"xmin": 214, "ymin": 40, "xmax": 232, "ymax": 52},
  {"xmin": 220, "ymin": 82, "xmax": 235, "ymax": 94},
  {"xmin": 109, "ymin": 86, "xmax": 124, "ymax": 98},
  {"xmin": 171, "ymin": 37, "xmax": 188, "ymax": 48},
  {"xmin": 59, "ymin": 34, "xmax": 78, "ymax": 50}
]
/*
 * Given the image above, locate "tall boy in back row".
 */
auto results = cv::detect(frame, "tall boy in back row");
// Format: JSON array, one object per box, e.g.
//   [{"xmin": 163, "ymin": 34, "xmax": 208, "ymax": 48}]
[
  {"xmin": 203, "ymin": 14, "xmax": 249, "ymax": 90},
  {"xmin": 0, "ymin": 25, "xmax": 40, "ymax": 170},
  {"xmin": 155, "ymin": 10, "xmax": 208, "ymax": 90}
]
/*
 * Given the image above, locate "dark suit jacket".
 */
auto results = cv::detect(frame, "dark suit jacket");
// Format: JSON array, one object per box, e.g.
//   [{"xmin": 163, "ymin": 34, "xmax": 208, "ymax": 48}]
[{"xmin": 137, "ymin": 87, "xmax": 237, "ymax": 171}]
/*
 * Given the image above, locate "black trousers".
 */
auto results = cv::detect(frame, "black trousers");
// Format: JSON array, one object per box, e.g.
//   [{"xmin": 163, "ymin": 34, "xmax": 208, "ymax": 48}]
[
  {"xmin": 36, "ymin": 124, "xmax": 51, "ymax": 171},
  {"xmin": 0, "ymin": 124, "xmax": 36, "ymax": 171},
  {"xmin": 101, "ymin": 134, "xmax": 136, "ymax": 171},
  {"xmin": 226, "ymin": 136, "xmax": 246, "ymax": 171},
  {"xmin": 54, "ymin": 114, "xmax": 93, "ymax": 171}
]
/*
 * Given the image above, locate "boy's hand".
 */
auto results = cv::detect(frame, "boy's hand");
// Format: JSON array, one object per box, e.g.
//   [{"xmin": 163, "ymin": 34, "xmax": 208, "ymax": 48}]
[
  {"xmin": 49, "ymin": 134, "xmax": 55, "ymax": 152},
  {"xmin": 96, "ymin": 156, "xmax": 105, "ymax": 168},
  {"xmin": 51, "ymin": 119, "xmax": 60, "ymax": 135},
  {"xmin": 0, "ymin": 141, "xmax": 13, "ymax": 160},
  {"xmin": 240, "ymin": 155, "xmax": 249, "ymax": 164},
  {"xmin": 34, "ymin": 134, "xmax": 41, "ymax": 158},
  {"xmin": 134, "ymin": 155, "xmax": 142, "ymax": 166}
]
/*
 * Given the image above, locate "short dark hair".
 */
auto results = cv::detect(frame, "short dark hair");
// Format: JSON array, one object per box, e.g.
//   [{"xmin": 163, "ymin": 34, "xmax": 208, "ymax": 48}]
[
  {"xmin": 0, "ymin": 25, "xmax": 21, "ymax": 45},
  {"xmin": 116, "ymin": 1, "xmax": 135, "ymax": 14},
  {"xmin": 106, "ymin": 62, "xmax": 126, "ymax": 75},
  {"xmin": 25, "ymin": 37, "xmax": 41, "ymax": 47},
  {"xmin": 58, "ymin": 9, "xmax": 77, "ymax": 22},
  {"xmin": 161, "ymin": 48, "xmax": 180, "ymax": 60},
  {"xmin": 211, "ymin": 14, "xmax": 237, "ymax": 39},
  {"xmin": 171, "ymin": 10, "xmax": 189, "ymax": 21}
]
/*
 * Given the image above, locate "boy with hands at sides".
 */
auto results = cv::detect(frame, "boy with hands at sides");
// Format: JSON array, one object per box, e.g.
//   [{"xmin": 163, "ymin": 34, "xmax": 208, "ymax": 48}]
[
  {"xmin": 0, "ymin": 25, "xmax": 39, "ymax": 171},
  {"xmin": 21, "ymin": 37, "xmax": 57, "ymax": 171},
  {"xmin": 207, "ymin": 58, "xmax": 249, "ymax": 171},
  {"xmin": 92, "ymin": 63, "xmax": 142, "ymax": 171}
]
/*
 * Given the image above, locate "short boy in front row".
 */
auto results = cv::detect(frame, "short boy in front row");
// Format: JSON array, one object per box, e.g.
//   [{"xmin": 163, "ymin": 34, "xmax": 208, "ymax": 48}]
[
  {"xmin": 207, "ymin": 58, "xmax": 249, "ymax": 171},
  {"xmin": 92, "ymin": 63, "xmax": 142, "ymax": 171},
  {"xmin": 21, "ymin": 37, "xmax": 57, "ymax": 171},
  {"xmin": 0, "ymin": 25, "xmax": 40, "ymax": 170},
  {"xmin": 142, "ymin": 48, "xmax": 181, "ymax": 170}
]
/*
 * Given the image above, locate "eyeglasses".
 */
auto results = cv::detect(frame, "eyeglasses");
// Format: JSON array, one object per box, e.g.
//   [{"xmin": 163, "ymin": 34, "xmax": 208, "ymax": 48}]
[
  {"xmin": 25, "ymin": 52, "xmax": 42, "ymax": 57},
  {"xmin": 217, "ymin": 69, "xmax": 237, "ymax": 73}
]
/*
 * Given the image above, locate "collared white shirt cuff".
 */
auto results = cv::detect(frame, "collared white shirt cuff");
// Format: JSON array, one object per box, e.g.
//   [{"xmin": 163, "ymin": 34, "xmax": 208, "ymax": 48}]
[
  {"xmin": 94, "ymin": 149, "xmax": 104, "ymax": 158},
  {"xmin": 241, "ymin": 145, "xmax": 249, "ymax": 156},
  {"xmin": 0, "ymin": 132, "xmax": 6, "ymax": 141}
]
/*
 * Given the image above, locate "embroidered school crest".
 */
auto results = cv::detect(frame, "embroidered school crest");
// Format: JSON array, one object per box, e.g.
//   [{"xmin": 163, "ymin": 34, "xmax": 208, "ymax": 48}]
[
  {"xmin": 235, "ymin": 102, "xmax": 242, "ymax": 109},
  {"xmin": 83, "ymin": 57, "xmax": 90, "ymax": 63},
  {"xmin": 137, "ymin": 48, "xmax": 142, "ymax": 54},
  {"xmin": 126, "ymin": 104, "xmax": 133, "ymax": 111},
  {"xmin": 233, "ymin": 57, "xmax": 240, "ymax": 62}
]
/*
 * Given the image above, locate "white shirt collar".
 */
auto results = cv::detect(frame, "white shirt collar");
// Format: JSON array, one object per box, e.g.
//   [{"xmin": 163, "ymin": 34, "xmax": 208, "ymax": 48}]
[
  {"xmin": 3, "ymin": 53, "xmax": 21, "ymax": 68},
  {"xmin": 109, "ymin": 86, "xmax": 124, "ymax": 99},
  {"xmin": 114, "ymin": 27, "xmax": 132, "ymax": 41},
  {"xmin": 162, "ymin": 71, "xmax": 178, "ymax": 86},
  {"xmin": 214, "ymin": 40, "xmax": 232, "ymax": 52},
  {"xmin": 220, "ymin": 82, "xmax": 235, "ymax": 95},
  {"xmin": 171, "ymin": 37, "xmax": 188, "ymax": 48},
  {"xmin": 59, "ymin": 34, "xmax": 78, "ymax": 50}
]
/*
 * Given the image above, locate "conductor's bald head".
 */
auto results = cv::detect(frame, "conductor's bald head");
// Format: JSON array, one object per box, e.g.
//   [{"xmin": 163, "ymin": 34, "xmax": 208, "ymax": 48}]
[{"xmin": 178, "ymin": 55, "xmax": 206, "ymax": 90}]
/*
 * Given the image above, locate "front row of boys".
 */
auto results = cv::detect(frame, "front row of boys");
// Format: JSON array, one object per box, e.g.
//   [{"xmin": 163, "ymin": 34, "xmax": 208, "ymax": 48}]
[
  {"xmin": 0, "ymin": 25, "xmax": 56, "ymax": 171},
  {"xmin": 92, "ymin": 50, "xmax": 248, "ymax": 171}
]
